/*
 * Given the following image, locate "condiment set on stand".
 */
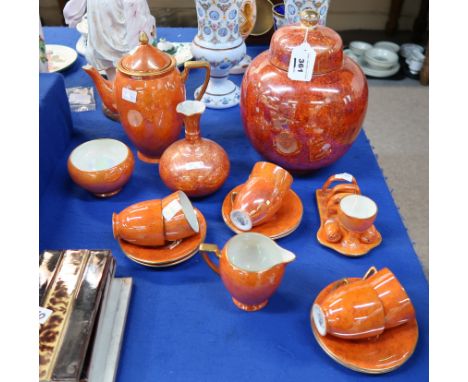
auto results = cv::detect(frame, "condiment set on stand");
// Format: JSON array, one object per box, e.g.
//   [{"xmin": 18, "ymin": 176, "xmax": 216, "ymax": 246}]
[{"xmin": 65, "ymin": 7, "xmax": 419, "ymax": 374}]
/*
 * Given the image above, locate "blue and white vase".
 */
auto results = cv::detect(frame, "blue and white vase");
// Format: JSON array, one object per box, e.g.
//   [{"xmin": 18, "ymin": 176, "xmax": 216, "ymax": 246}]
[
  {"xmin": 191, "ymin": 0, "xmax": 246, "ymax": 109},
  {"xmin": 285, "ymin": 0, "xmax": 330, "ymax": 25}
]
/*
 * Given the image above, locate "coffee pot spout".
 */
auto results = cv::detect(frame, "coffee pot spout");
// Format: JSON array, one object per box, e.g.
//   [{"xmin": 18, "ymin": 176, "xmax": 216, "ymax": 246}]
[{"xmin": 82, "ymin": 64, "xmax": 118, "ymax": 114}]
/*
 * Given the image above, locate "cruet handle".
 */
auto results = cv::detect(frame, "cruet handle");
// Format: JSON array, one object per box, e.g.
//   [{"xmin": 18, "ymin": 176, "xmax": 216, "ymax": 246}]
[
  {"xmin": 199, "ymin": 243, "xmax": 221, "ymax": 275},
  {"xmin": 322, "ymin": 173, "xmax": 360, "ymax": 194},
  {"xmin": 181, "ymin": 61, "xmax": 211, "ymax": 101}
]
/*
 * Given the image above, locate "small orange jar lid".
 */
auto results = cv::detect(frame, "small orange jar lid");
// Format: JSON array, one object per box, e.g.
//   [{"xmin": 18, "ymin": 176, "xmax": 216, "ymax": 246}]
[
  {"xmin": 269, "ymin": 10, "xmax": 343, "ymax": 75},
  {"xmin": 117, "ymin": 32, "xmax": 174, "ymax": 77}
]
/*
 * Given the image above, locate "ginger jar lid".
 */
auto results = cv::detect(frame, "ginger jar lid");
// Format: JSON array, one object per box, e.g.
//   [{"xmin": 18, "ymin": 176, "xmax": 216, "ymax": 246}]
[
  {"xmin": 117, "ymin": 32, "xmax": 175, "ymax": 77},
  {"xmin": 269, "ymin": 10, "xmax": 343, "ymax": 75}
]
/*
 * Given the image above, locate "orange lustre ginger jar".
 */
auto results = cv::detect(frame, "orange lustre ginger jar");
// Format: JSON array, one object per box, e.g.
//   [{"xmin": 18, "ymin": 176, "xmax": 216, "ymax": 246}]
[{"xmin": 240, "ymin": 10, "xmax": 368, "ymax": 172}]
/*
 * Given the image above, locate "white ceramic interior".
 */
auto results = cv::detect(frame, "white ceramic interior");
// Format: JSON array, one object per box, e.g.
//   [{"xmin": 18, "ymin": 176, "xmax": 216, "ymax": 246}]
[
  {"xmin": 374, "ymin": 41, "xmax": 400, "ymax": 53},
  {"xmin": 226, "ymin": 232, "xmax": 295, "ymax": 272},
  {"xmin": 312, "ymin": 304, "xmax": 327, "ymax": 336},
  {"xmin": 70, "ymin": 139, "xmax": 129, "ymax": 172},
  {"xmin": 176, "ymin": 100, "xmax": 206, "ymax": 117},
  {"xmin": 230, "ymin": 209, "xmax": 253, "ymax": 231},
  {"xmin": 349, "ymin": 41, "xmax": 372, "ymax": 56},
  {"xmin": 176, "ymin": 191, "xmax": 200, "ymax": 233},
  {"xmin": 364, "ymin": 48, "xmax": 398, "ymax": 69},
  {"xmin": 340, "ymin": 194, "xmax": 377, "ymax": 220}
]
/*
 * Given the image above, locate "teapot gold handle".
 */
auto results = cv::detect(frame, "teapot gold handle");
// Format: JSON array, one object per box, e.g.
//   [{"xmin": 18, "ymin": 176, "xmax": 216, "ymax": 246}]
[
  {"xmin": 199, "ymin": 243, "xmax": 221, "ymax": 275},
  {"xmin": 181, "ymin": 61, "xmax": 211, "ymax": 101}
]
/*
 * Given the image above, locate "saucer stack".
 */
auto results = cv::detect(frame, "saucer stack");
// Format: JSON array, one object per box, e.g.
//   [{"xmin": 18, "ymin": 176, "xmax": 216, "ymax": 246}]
[
  {"xmin": 117, "ymin": 209, "xmax": 207, "ymax": 268},
  {"xmin": 345, "ymin": 41, "xmax": 401, "ymax": 78}
]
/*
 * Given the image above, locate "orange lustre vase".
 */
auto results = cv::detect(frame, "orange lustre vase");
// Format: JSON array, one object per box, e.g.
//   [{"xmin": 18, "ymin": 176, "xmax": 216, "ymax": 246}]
[
  {"xmin": 83, "ymin": 32, "xmax": 210, "ymax": 163},
  {"xmin": 240, "ymin": 10, "xmax": 368, "ymax": 172},
  {"xmin": 159, "ymin": 100, "xmax": 230, "ymax": 197}
]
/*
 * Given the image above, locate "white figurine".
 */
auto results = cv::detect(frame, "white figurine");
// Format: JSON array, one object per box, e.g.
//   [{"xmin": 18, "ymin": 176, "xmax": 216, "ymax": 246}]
[{"xmin": 64, "ymin": 0, "xmax": 156, "ymax": 81}]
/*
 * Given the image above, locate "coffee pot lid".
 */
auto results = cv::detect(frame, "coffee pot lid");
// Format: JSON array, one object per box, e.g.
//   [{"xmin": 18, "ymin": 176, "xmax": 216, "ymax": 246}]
[
  {"xmin": 269, "ymin": 10, "xmax": 343, "ymax": 75},
  {"xmin": 117, "ymin": 32, "xmax": 174, "ymax": 77}
]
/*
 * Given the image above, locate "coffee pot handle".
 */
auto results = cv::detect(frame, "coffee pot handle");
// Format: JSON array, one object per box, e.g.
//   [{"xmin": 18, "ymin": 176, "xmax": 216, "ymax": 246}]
[
  {"xmin": 181, "ymin": 61, "xmax": 211, "ymax": 101},
  {"xmin": 199, "ymin": 243, "xmax": 220, "ymax": 274}
]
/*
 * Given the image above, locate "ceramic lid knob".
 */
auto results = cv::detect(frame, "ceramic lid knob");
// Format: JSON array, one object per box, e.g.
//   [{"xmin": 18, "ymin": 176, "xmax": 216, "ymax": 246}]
[
  {"xmin": 300, "ymin": 9, "xmax": 319, "ymax": 28},
  {"xmin": 139, "ymin": 31, "xmax": 149, "ymax": 45}
]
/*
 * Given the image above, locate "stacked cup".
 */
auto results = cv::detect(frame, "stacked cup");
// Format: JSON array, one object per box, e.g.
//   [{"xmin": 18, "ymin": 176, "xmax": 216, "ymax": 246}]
[
  {"xmin": 312, "ymin": 267, "xmax": 415, "ymax": 340},
  {"xmin": 113, "ymin": 191, "xmax": 200, "ymax": 247}
]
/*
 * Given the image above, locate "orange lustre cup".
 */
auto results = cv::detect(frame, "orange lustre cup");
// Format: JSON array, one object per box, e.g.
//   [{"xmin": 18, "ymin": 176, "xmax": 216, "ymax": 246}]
[
  {"xmin": 337, "ymin": 194, "xmax": 378, "ymax": 233},
  {"xmin": 161, "ymin": 191, "xmax": 200, "ymax": 241},
  {"xmin": 113, "ymin": 199, "xmax": 165, "ymax": 247},
  {"xmin": 364, "ymin": 267, "xmax": 416, "ymax": 329},
  {"xmin": 312, "ymin": 278, "xmax": 386, "ymax": 340},
  {"xmin": 230, "ymin": 161, "xmax": 293, "ymax": 231}
]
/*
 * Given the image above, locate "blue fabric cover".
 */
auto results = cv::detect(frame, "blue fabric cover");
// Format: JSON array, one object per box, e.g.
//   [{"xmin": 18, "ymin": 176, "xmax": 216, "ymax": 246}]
[
  {"xmin": 40, "ymin": 27, "xmax": 428, "ymax": 381},
  {"xmin": 39, "ymin": 72, "xmax": 73, "ymax": 198}
]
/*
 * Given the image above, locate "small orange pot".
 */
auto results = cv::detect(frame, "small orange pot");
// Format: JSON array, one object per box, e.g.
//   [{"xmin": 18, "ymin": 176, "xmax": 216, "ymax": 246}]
[
  {"xmin": 68, "ymin": 139, "xmax": 134, "ymax": 197},
  {"xmin": 230, "ymin": 162, "xmax": 293, "ymax": 231},
  {"xmin": 312, "ymin": 279, "xmax": 385, "ymax": 340},
  {"xmin": 200, "ymin": 232, "xmax": 295, "ymax": 311}
]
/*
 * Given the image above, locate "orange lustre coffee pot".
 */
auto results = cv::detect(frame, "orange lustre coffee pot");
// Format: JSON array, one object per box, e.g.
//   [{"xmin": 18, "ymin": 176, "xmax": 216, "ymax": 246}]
[{"xmin": 83, "ymin": 32, "xmax": 210, "ymax": 163}]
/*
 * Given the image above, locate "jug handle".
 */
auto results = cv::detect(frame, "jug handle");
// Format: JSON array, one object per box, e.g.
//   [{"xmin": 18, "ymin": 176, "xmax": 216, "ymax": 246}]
[
  {"xmin": 181, "ymin": 61, "xmax": 211, "ymax": 101},
  {"xmin": 199, "ymin": 243, "xmax": 220, "ymax": 274}
]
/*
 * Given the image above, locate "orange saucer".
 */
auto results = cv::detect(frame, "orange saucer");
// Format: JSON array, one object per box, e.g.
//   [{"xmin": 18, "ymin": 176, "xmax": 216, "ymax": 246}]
[
  {"xmin": 119, "ymin": 209, "xmax": 207, "ymax": 267},
  {"xmin": 222, "ymin": 184, "xmax": 303, "ymax": 239},
  {"xmin": 310, "ymin": 278, "xmax": 418, "ymax": 374}
]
